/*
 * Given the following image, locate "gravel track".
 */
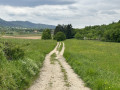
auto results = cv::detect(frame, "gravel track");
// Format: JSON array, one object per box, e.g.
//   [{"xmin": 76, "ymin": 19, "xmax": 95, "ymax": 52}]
[{"xmin": 29, "ymin": 42, "xmax": 90, "ymax": 90}]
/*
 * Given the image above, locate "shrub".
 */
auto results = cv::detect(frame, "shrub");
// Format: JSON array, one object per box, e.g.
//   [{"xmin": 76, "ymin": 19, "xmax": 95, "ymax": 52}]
[
  {"xmin": 0, "ymin": 43, "xmax": 5, "ymax": 61},
  {"xmin": 101, "ymin": 37, "xmax": 106, "ymax": 41},
  {"xmin": 54, "ymin": 32, "xmax": 66, "ymax": 41},
  {"xmin": 0, "ymin": 50, "xmax": 4, "ymax": 60},
  {"xmin": 42, "ymin": 29, "xmax": 51, "ymax": 40},
  {"xmin": 104, "ymin": 29, "xmax": 120, "ymax": 42},
  {"xmin": 3, "ymin": 42, "xmax": 25, "ymax": 60},
  {"xmin": 75, "ymin": 32, "xmax": 83, "ymax": 40}
]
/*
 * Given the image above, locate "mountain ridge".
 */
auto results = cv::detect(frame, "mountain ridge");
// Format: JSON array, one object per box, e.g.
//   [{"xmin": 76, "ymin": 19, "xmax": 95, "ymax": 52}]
[{"xmin": 0, "ymin": 18, "xmax": 56, "ymax": 29}]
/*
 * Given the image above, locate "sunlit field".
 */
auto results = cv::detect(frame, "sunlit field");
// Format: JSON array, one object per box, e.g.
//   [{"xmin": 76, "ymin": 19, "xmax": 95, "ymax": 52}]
[{"xmin": 64, "ymin": 39, "xmax": 120, "ymax": 89}]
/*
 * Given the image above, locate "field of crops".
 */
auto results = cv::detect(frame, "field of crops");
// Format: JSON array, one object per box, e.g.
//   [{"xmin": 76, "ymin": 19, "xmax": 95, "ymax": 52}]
[
  {"xmin": 0, "ymin": 38, "xmax": 56, "ymax": 90},
  {"xmin": 64, "ymin": 39, "xmax": 120, "ymax": 89}
]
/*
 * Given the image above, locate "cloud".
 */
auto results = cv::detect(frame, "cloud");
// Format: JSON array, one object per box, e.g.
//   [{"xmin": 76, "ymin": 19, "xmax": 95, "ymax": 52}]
[
  {"xmin": 100, "ymin": 10, "xmax": 118, "ymax": 15},
  {"xmin": 0, "ymin": 0, "xmax": 76, "ymax": 6},
  {"xmin": 0, "ymin": 0, "xmax": 120, "ymax": 28}
]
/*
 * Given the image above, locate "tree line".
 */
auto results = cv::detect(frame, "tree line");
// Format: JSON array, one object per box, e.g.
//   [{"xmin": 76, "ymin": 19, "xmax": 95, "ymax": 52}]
[
  {"xmin": 42, "ymin": 24, "xmax": 75, "ymax": 41},
  {"xmin": 74, "ymin": 20, "xmax": 120, "ymax": 42},
  {"xmin": 42, "ymin": 20, "xmax": 120, "ymax": 42}
]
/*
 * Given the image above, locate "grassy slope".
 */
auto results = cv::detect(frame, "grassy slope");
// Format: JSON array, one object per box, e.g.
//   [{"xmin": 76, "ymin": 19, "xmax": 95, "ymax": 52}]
[
  {"xmin": 0, "ymin": 38, "xmax": 56, "ymax": 90},
  {"xmin": 64, "ymin": 39, "xmax": 120, "ymax": 90}
]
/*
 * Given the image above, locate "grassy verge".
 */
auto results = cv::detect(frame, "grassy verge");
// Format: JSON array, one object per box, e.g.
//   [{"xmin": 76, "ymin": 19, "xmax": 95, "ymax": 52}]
[
  {"xmin": 57, "ymin": 60, "xmax": 70, "ymax": 87},
  {"xmin": 64, "ymin": 39, "xmax": 120, "ymax": 89},
  {"xmin": 50, "ymin": 53, "xmax": 56, "ymax": 64},
  {"xmin": 59, "ymin": 42, "xmax": 63, "ymax": 52},
  {"xmin": 0, "ymin": 38, "xmax": 56, "ymax": 90},
  {"xmin": 57, "ymin": 42, "xmax": 63, "ymax": 52}
]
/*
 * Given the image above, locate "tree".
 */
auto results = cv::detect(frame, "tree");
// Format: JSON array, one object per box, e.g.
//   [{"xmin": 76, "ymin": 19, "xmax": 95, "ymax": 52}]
[
  {"xmin": 118, "ymin": 20, "xmax": 120, "ymax": 23},
  {"xmin": 66, "ymin": 24, "xmax": 73, "ymax": 39},
  {"xmin": 54, "ymin": 24, "xmax": 64, "ymax": 35},
  {"xmin": 45, "ymin": 29, "xmax": 51, "ymax": 35},
  {"xmin": 87, "ymin": 33, "xmax": 93, "ymax": 40},
  {"xmin": 54, "ymin": 32, "xmax": 66, "ymax": 41},
  {"xmin": 42, "ymin": 29, "xmax": 51, "ymax": 40},
  {"xmin": 54, "ymin": 24, "xmax": 73, "ymax": 39},
  {"xmin": 75, "ymin": 32, "xmax": 83, "ymax": 40},
  {"xmin": 110, "ymin": 29, "xmax": 120, "ymax": 42}
]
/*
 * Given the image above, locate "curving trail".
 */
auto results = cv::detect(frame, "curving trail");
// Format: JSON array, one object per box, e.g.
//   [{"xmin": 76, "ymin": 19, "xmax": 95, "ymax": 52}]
[{"xmin": 29, "ymin": 42, "xmax": 90, "ymax": 90}]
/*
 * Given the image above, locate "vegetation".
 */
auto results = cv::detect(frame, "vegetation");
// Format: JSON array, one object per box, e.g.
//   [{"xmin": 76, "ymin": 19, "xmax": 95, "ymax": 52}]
[
  {"xmin": 0, "ymin": 26, "xmax": 43, "ymax": 36},
  {"xmin": 57, "ymin": 60, "xmax": 70, "ymax": 87},
  {"xmin": 58, "ymin": 42, "xmax": 63, "ymax": 52},
  {"xmin": 42, "ymin": 29, "xmax": 52, "ymax": 40},
  {"xmin": 3, "ymin": 42, "xmax": 25, "ymax": 60},
  {"xmin": 75, "ymin": 32, "xmax": 83, "ymax": 40},
  {"xmin": 0, "ymin": 38, "xmax": 56, "ymax": 90},
  {"xmin": 0, "ymin": 18, "xmax": 55, "ymax": 29},
  {"xmin": 50, "ymin": 53, "xmax": 56, "ymax": 64},
  {"xmin": 54, "ymin": 24, "xmax": 75, "ymax": 39},
  {"xmin": 1, "ymin": 17, "xmax": 120, "ymax": 90},
  {"xmin": 74, "ymin": 20, "xmax": 120, "ymax": 42},
  {"xmin": 54, "ymin": 32, "xmax": 66, "ymax": 41},
  {"xmin": 64, "ymin": 39, "xmax": 120, "ymax": 89}
]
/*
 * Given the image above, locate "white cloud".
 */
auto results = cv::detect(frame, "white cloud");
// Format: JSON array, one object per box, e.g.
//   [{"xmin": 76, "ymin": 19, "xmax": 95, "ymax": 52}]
[{"xmin": 0, "ymin": 0, "xmax": 120, "ymax": 28}]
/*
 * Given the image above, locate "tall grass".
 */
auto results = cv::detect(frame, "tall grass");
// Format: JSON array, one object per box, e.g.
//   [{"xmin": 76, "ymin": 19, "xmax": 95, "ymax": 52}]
[
  {"xmin": 59, "ymin": 42, "xmax": 63, "ymax": 52},
  {"xmin": 0, "ymin": 38, "xmax": 56, "ymax": 90},
  {"xmin": 57, "ymin": 42, "xmax": 63, "ymax": 52},
  {"xmin": 64, "ymin": 39, "xmax": 120, "ymax": 89}
]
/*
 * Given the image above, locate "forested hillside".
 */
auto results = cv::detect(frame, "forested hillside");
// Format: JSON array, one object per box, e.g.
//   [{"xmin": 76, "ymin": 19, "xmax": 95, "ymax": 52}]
[{"xmin": 75, "ymin": 20, "xmax": 120, "ymax": 42}]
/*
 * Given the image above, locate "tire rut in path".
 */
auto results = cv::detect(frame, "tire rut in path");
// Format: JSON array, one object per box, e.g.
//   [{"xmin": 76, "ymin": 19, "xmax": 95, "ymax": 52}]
[{"xmin": 29, "ymin": 42, "xmax": 90, "ymax": 90}]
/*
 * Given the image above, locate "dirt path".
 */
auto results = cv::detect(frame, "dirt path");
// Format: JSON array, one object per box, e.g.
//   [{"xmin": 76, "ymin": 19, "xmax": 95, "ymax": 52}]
[
  {"xmin": 2, "ymin": 36, "xmax": 41, "ymax": 39},
  {"xmin": 29, "ymin": 42, "xmax": 90, "ymax": 90}
]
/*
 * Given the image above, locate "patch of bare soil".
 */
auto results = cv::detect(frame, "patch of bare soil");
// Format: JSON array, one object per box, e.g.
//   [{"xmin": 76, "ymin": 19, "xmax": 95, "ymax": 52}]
[{"xmin": 2, "ymin": 36, "xmax": 41, "ymax": 39}]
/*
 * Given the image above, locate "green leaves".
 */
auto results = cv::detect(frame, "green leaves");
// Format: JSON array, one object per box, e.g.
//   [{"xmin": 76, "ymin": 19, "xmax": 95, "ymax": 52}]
[
  {"xmin": 54, "ymin": 24, "xmax": 74, "ymax": 39},
  {"xmin": 75, "ymin": 32, "xmax": 83, "ymax": 40},
  {"xmin": 42, "ymin": 29, "xmax": 52, "ymax": 40},
  {"xmin": 3, "ymin": 42, "xmax": 25, "ymax": 60},
  {"xmin": 54, "ymin": 32, "xmax": 66, "ymax": 41}
]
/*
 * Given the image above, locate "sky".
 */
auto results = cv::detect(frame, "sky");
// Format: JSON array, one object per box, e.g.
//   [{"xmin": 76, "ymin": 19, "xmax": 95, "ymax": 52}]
[{"xmin": 0, "ymin": 0, "xmax": 120, "ymax": 28}]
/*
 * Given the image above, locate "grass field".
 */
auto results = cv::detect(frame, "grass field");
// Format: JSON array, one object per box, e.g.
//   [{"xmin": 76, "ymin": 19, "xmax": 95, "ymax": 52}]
[
  {"xmin": 64, "ymin": 39, "xmax": 120, "ymax": 90},
  {"xmin": 0, "ymin": 38, "xmax": 56, "ymax": 90}
]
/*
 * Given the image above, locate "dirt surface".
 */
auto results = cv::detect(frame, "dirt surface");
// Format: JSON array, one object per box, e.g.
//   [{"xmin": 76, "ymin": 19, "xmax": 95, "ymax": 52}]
[
  {"xmin": 29, "ymin": 42, "xmax": 90, "ymax": 90},
  {"xmin": 2, "ymin": 36, "xmax": 41, "ymax": 39}
]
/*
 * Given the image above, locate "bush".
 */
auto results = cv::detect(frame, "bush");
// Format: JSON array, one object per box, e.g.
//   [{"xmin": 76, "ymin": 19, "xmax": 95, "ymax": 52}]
[
  {"xmin": 3, "ymin": 42, "xmax": 25, "ymax": 60},
  {"xmin": 101, "ymin": 37, "xmax": 106, "ymax": 41},
  {"xmin": 0, "ymin": 50, "xmax": 4, "ymax": 61},
  {"xmin": 54, "ymin": 32, "xmax": 66, "ymax": 41},
  {"xmin": 42, "ymin": 29, "xmax": 51, "ymax": 40},
  {"xmin": 104, "ymin": 29, "xmax": 120, "ymax": 42},
  {"xmin": 0, "ymin": 43, "xmax": 5, "ymax": 61},
  {"xmin": 75, "ymin": 32, "xmax": 83, "ymax": 40}
]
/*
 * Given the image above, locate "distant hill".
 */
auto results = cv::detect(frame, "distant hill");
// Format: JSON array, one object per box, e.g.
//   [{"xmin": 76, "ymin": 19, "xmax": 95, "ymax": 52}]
[{"xmin": 0, "ymin": 18, "xmax": 56, "ymax": 29}]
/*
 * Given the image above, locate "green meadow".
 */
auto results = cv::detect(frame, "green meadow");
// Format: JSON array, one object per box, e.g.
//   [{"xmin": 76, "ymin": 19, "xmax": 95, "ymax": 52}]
[
  {"xmin": 0, "ymin": 38, "xmax": 56, "ymax": 90},
  {"xmin": 64, "ymin": 39, "xmax": 120, "ymax": 89}
]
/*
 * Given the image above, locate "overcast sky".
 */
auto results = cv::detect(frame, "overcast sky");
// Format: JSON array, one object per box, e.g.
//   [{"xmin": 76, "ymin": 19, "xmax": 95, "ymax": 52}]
[{"xmin": 0, "ymin": 0, "xmax": 120, "ymax": 28}]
